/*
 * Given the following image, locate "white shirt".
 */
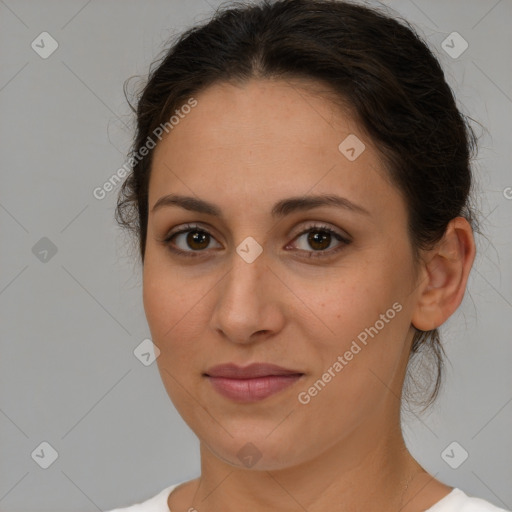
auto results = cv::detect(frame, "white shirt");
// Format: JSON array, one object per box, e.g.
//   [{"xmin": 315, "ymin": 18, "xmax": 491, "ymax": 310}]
[{"xmin": 105, "ymin": 481, "xmax": 510, "ymax": 512}]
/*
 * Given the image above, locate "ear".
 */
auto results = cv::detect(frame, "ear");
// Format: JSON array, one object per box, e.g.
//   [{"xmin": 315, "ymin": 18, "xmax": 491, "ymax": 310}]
[{"xmin": 411, "ymin": 217, "xmax": 476, "ymax": 332}]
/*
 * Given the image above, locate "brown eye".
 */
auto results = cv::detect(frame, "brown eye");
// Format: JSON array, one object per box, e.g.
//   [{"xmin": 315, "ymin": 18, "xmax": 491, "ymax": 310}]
[
  {"xmin": 307, "ymin": 230, "xmax": 332, "ymax": 251},
  {"xmin": 163, "ymin": 222, "xmax": 351, "ymax": 260},
  {"xmin": 164, "ymin": 224, "xmax": 222, "ymax": 257},
  {"xmin": 289, "ymin": 224, "xmax": 351, "ymax": 258},
  {"xmin": 185, "ymin": 230, "xmax": 210, "ymax": 250}
]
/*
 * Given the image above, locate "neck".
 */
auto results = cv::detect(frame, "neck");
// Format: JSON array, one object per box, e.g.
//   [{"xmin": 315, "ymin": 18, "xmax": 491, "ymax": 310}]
[{"xmin": 191, "ymin": 407, "xmax": 427, "ymax": 512}]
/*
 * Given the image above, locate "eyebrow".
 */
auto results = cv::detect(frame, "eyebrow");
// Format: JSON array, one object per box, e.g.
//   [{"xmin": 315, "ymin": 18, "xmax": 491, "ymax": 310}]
[{"xmin": 151, "ymin": 193, "xmax": 371, "ymax": 218}]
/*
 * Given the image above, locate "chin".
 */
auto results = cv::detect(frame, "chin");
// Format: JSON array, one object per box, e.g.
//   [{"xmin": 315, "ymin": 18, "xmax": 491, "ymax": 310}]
[{"xmin": 201, "ymin": 428, "xmax": 315, "ymax": 472}]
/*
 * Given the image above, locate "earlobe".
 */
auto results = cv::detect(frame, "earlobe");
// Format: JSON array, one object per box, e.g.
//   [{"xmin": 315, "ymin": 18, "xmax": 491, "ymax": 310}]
[{"xmin": 411, "ymin": 217, "xmax": 476, "ymax": 332}]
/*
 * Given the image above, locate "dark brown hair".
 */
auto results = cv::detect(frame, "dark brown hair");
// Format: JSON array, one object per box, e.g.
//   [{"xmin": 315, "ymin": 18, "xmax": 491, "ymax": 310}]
[{"xmin": 116, "ymin": 0, "xmax": 479, "ymax": 409}]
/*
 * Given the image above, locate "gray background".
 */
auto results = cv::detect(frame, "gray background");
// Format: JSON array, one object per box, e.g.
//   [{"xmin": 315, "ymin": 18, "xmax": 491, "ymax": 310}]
[{"xmin": 0, "ymin": 0, "xmax": 511, "ymax": 511}]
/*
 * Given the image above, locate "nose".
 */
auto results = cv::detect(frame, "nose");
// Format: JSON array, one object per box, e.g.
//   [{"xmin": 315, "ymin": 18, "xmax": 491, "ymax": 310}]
[{"xmin": 210, "ymin": 248, "xmax": 285, "ymax": 345}]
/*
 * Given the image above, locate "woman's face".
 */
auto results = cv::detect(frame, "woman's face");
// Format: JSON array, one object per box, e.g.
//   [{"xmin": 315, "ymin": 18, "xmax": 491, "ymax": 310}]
[{"xmin": 143, "ymin": 79, "xmax": 422, "ymax": 470}]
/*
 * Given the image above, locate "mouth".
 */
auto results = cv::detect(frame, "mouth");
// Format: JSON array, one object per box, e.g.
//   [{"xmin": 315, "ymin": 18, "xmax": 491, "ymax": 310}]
[{"xmin": 203, "ymin": 363, "xmax": 305, "ymax": 402}]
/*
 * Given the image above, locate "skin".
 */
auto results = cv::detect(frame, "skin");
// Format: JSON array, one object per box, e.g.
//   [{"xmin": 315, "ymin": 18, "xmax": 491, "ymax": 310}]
[{"xmin": 142, "ymin": 78, "xmax": 475, "ymax": 512}]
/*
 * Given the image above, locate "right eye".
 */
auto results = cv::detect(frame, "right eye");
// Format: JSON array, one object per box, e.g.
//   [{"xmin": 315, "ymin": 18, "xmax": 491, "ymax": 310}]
[{"xmin": 163, "ymin": 224, "xmax": 222, "ymax": 257}]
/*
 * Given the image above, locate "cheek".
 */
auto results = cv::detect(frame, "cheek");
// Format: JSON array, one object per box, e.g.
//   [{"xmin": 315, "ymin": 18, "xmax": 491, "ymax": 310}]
[
  {"xmin": 314, "ymin": 293, "xmax": 407, "ymax": 383},
  {"xmin": 143, "ymin": 258, "xmax": 184, "ymax": 351},
  {"xmin": 142, "ymin": 258, "xmax": 212, "ymax": 368},
  {"xmin": 302, "ymin": 251, "xmax": 412, "ymax": 389},
  {"xmin": 309, "ymin": 257, "xmax": 406, "ymax": 337},
  {"xmin": 142, "ymin": 264, "xmax": 170, "ymax": 339},
  {"xmin": 143, "ymin": 259, "xmax": 218, "ymax": 432},
  {"xmin": 143, "ymin": 244, "xmax": 190, "ymax": 332},
  {"xmin": 296, "ymin": 280, "xmax": 409, "ymax": 431}
]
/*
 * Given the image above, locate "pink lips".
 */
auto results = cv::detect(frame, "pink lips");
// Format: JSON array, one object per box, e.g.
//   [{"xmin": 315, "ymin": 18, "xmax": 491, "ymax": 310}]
[{"xmin": 204, "ymin": 363, "xmax": 304, "ymax": 402}]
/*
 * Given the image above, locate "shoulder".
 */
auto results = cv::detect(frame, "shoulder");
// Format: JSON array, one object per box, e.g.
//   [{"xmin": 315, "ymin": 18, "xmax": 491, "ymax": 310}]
[
  {"xmin": 104, "ymin": 482, "xmax": 182, "ymax": 512},
  {"xmin": 428, "ymin": 488, "xmax": 510, "ymax": 512}
]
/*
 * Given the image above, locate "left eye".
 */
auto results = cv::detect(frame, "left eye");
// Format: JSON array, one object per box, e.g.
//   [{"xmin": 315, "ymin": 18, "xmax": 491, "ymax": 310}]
[
  {"xmin": 287, "ymin": 224, "xmax": 351, "ymax": 258},
  {"xmin": 163, "ymin": 223, "xmax": 350, "ymax": 258},
  {"xmin": 295, "ymin": 226, "xmax": 349, "ymax": 257}
]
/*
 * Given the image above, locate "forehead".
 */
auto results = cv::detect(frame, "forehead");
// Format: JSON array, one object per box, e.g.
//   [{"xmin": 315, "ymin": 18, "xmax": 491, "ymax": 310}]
[
  {"xmin": 148, "ymin": 79, "xmax": 400, "ymax": 220},
  {"xmin": 153, "ymin": 78, "xmax": 361, "ymax": 161}
]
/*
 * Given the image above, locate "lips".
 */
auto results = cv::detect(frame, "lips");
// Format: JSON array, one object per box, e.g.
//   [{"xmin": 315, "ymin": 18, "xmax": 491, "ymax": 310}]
[
  {"xmin": 204, "ymin": 363, "xmax": 304, "ymax": 402},
  {"xmin": 205, "ymin": 363, "xmax": 303, "ymax": 379}
]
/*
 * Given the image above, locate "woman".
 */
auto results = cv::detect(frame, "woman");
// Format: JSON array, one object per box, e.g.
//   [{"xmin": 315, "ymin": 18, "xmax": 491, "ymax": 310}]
[{"xmin": 107, "ymin": 0, "xmax": 508, "ymax": 510}]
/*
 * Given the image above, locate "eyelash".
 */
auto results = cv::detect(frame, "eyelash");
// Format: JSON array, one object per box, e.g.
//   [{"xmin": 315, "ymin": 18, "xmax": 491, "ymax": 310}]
[{"xmin": 162, "ymin": 223, "xmax": 351, "ymax": 259}]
